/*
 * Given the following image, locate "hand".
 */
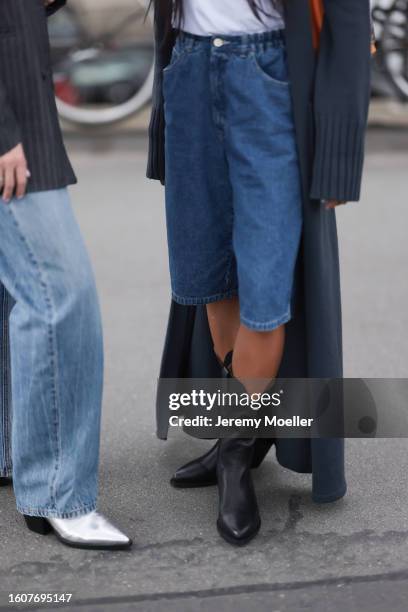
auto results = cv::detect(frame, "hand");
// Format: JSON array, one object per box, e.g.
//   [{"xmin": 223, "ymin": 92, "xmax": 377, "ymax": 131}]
[
  {"xmin": 324, "ymin": 199, "xmax": 348, "ymax": 210},
  {"xmin": 0, "ymin": 144, "xmax": 30, "ymax": 203}
]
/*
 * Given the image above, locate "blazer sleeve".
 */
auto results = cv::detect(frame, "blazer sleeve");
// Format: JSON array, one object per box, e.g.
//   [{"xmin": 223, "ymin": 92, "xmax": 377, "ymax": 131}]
[
  {"xmin": 0, "ymin": 69, "xmax": 21, "ymax": 156},
  {"xmin": 146, "ymin": 0, "xmax": 175, "ymax": 184},
  {"xmin": 46, "ymin": 0, "xmax": 67, "ymax": 17},
  {"xmin": 310, "ymin": 0, "xmax": 372, "ymax": 202}
]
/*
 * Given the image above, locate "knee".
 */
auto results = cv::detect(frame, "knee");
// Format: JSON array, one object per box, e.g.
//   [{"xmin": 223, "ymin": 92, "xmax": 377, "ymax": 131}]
[
  {"xmin": 43, "ymin": 258, "xmax": 100, "ymax": 330},
  {"xmin": 64, "ymin": 268, "xmax": 99, "ymax": 319}
]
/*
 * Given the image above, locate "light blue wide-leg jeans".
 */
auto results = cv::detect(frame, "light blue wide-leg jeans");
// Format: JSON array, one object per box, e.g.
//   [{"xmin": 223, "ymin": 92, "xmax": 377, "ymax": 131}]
[{"xmin": 0, "ymin": 188, "xmax": 103, "ymax": 518}]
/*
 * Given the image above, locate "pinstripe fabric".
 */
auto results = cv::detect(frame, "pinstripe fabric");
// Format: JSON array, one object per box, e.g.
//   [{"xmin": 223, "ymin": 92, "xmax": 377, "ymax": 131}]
[
  {"xmin": 0, "ymin": 282, "xmax": 13, "ymax": 477},
  {"xmin": 0, "ymin": 0, "xmax": 76, "ymax": 193}
]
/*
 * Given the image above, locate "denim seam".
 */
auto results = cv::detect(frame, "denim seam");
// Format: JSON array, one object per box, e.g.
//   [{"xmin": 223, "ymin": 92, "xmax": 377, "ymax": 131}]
[
  {"xmin": 163, "ymin": 44, "xmax": 202, "ymax": 75},
  {"xmin": 3, "ymin": 328, "xmax": 12, "ymax": 473},
  {"xmin": 249, "ymin": 51, "xmax": 291, "ymax": 89},
  {"xmin": 210, "ymin": 53, "xmax": 226, "ymax": 142},
  {"xmin": 223, "ymin": 249, "xmax": 235, "ymax": 293},
  {"xmin": 5, "ymin": 206, "xmax": 62, "ymax": 511},
  {"xmin": 223, "ymin": 200, "xmax": 235, "ymax": 292},
  {"xmin": 17, "ymin": 500, "xmax": 97, "ymax": 519},
  {"xmin": 172, "ymin": 288, "xmax": 238, "ymax": 306},
  {"xmin": 240, "ymin": 308, "xmax": 291, "ymax": 332}
]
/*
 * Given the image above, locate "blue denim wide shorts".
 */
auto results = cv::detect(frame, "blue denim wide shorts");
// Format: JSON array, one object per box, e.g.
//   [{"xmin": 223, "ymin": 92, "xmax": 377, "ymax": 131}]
[{"xmin": 163, "ymin": 30, "xmax": 303, "ymax": 332}]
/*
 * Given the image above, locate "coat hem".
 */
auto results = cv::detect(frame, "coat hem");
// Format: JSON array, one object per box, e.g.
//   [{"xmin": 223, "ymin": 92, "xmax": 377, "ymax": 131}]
[
  {"xmin": 312, "ymin": 483, "xmax": 347, "ymax": 504},
  {"xmin": 25, "ymin": 175, "xmax": 78, "ymax": 195}
]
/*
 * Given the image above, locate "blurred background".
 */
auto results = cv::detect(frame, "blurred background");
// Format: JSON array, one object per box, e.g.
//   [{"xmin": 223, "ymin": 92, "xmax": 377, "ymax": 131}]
[
  {"xmin": 47, "ymin": 0, "xmax": 408, "ymax": 130},
  {"xmin": 1, "ymin": 1, "xmax": 406, "ymax": 608}
]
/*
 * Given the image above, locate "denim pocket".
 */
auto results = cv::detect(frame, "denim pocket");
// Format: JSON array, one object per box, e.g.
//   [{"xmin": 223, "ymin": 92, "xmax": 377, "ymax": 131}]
[
  {"xmin": 250, "ymin": 47, "xmax": 290, "ymax": 88},
  {"xmin": 163, "ymin": 43, "xmax": 188, "ymax": 75}
]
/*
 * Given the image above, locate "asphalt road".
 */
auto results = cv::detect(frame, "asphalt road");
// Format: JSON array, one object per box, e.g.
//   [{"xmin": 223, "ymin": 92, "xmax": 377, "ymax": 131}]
[{"xmin": 0, "ymin": 128, "xmax": 407, "ymax": 611}]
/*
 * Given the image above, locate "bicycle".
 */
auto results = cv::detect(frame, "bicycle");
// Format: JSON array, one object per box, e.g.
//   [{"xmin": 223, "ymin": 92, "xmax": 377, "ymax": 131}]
[
  {"xmin": 372, "ymin": 0, "xmax": 408, "ymax": 101},
  {"xmin": 48, "ymin": 1, "xmax": 154, "ymax": 126}
]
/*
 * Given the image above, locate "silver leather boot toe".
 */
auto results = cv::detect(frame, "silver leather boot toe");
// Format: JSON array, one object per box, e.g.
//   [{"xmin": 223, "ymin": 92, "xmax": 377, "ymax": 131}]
[{"xmin": 24, "ymin": 511, "xmax": 132, "ymax": 550}]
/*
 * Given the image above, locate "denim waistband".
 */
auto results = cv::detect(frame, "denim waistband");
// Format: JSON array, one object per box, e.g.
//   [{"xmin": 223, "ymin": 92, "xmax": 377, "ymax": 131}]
[{"xmin": 177, "ymin": 29, "xmax": 286, "ymax": 53}]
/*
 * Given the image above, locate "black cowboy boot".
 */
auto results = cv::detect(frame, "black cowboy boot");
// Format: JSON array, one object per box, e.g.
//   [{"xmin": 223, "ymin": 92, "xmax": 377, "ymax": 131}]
[
  {"xmin": 170, "ymin": 437, "xmax": 273, "ymax": 488},
  {"xmin": 216, "ymin": 437, "xmax": 261, "ymax": 546},
  {"xmin": 171, "ymin": 441, "xmax": 221, "ymax": 488},
  {"xmin": 0, "ymin": 477, "xmax": 12, "ymax": 487},
  {"xmin": 170, "ymin": 351, "xmax": 274, "ymax": 488}
]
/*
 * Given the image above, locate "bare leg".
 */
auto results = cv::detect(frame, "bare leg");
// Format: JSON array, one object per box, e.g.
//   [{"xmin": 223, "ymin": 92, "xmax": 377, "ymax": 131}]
[
  {"xmin": 206, "ymin": 297, "xmax": 240, "ymax": 364},
  {"xmin": 210, "ymin": 304, "xmax": 282, "ymax": 547},
  {"xmin": 233, "ymin": 324, "xmax": 285, "ymax": 394},
  {"xmin": 207, "ymin": 298, "xmax": 285, "ymax": 392},
  {"xmin": 171, "ymin": 299, "xmax": 278, "ymax": 491}
]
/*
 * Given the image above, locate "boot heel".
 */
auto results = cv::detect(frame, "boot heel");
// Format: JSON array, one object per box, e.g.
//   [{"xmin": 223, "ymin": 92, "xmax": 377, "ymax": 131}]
[{"xmin": 24, "ymin": 515, "xmax": 52, "ymax": 535}]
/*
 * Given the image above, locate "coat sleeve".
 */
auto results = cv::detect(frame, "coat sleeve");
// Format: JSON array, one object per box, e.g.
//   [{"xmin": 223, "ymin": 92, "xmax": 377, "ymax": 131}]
[
  {"xmin": 146, "ymin": 0, "xmax": 175, "ymax": 184},
  {"xmin": 0, "ymin": 39, "xmax": 22, "ymax": 156},
  {"xmin": 46, "ymin": 0, "xmax": 67, "ymax": 17},
  {"xmin": 0, "ymin": 89, "xmax": 21, "ymax": 155},
  {"xmin": 1, "ymin": 1, "xmax": 68, "ymax": 157},
  {"xmin": 310, "ymin": 0, "xmax": 372, "ymax": 202},
  {"xmin": 1, "ymin": 1, "xmax": 67, "ymax": 156}
]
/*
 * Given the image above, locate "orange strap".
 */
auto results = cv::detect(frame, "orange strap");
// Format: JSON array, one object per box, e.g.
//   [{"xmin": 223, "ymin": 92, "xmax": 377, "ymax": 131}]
[
  {"xmin": 309, "ymin": 0, "xmax": 376, "ymax": 54},
  {"xmin": 310, "ymin": 0, "xmax": 324, "ymax": 50}
]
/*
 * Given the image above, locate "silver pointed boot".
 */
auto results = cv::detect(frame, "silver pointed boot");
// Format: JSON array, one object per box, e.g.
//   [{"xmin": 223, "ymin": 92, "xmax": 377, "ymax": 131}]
[{"xmin": 24, "ymin": 511, "xmax": 132, "ymax": 550}]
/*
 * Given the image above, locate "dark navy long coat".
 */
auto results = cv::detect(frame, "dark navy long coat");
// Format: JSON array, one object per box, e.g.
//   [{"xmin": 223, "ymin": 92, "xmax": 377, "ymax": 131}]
[{"xmin": 147, "ymin": 0, "xmax": 372, "ymax": 502}]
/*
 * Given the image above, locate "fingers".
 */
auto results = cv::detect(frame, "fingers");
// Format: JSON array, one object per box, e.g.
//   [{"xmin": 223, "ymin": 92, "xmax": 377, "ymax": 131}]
[
  {"xmin": 324, "ymin": 199, "xmax": 347, "ymax": 210},
  {"xmin": 2, "ymin": 167, "xmax": 15, "ymax": 204},
  {"xmin": 0, "ymin": 144, "xmax": 29, "ymax": 204},
  {"xmin": 15, "ymin": 165, "xmax": 29, "ymax": 200},
  {"xmin": 2, "ymin": 166, "xmax": 28, "ymax": 203}
]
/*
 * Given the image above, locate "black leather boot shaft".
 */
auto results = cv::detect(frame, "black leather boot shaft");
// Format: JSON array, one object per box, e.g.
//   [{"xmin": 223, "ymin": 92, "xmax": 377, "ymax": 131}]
[
  {"xmin": 216, "ymin": 437, "xmax": 261, "ymax": 546},
  {"xmin": 171, "ymin": 350, "xmax": 274, "ymax": 489},
  {"xmin": 170, "ymin": 437, "xmax": 274, "ymax": 488}
]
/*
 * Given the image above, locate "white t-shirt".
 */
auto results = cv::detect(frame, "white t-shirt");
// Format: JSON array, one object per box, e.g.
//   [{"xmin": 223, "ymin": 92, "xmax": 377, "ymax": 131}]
[{"xmin": 177, "ymin": 0, "xmax": 285, "ymax": 36}]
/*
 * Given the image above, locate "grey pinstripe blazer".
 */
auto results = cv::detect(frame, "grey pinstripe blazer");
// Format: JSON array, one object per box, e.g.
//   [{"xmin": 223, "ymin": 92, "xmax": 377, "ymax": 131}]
[{"xmin": 0, "ymin": 0, "xmax": 76, "ymax": 193}]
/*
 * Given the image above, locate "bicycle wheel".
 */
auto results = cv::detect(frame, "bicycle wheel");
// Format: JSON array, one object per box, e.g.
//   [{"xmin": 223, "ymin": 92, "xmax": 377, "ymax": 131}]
[
  {"xmin": 381, "ymin": 0, "xmax": 408, "ymax": 100},
  {"xmin": 48, "ymin": 1, "xmax": 154, "ymax": 126}
]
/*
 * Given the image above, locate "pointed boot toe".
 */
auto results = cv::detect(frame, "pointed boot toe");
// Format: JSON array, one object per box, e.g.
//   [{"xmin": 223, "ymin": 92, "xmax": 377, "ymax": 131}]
[
  {"xmin": 170, "ymin": 441, "xmax": 219, "ymax": 488},
  {"xmin": 217, "ymin": 438, "xmax": 261, "ymax": 546},
  {"xmin": 24, "ymin": 511, "xmax": 132, "ymax": 551},
  {"xmin": 217, "ymin": 509, "xmax": 261, "ymax": 546}
]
